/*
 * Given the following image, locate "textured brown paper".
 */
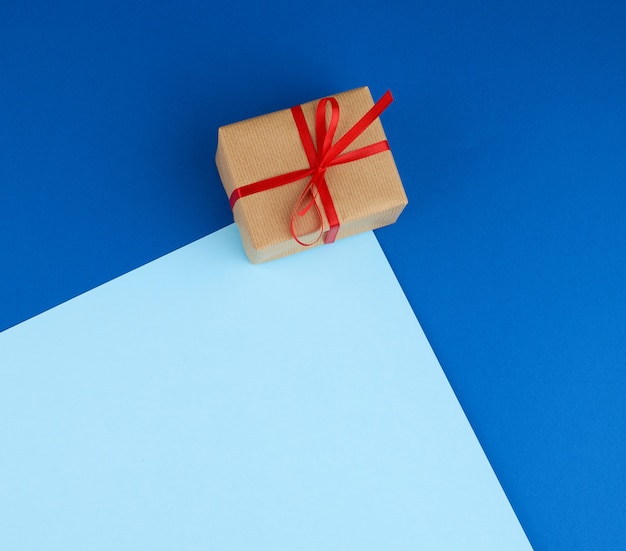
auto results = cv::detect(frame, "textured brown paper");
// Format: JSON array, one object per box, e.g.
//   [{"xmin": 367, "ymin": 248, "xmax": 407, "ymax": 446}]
[{"xmin": 215, "ymin": 86, "xmax": 408, "ymax": 263}]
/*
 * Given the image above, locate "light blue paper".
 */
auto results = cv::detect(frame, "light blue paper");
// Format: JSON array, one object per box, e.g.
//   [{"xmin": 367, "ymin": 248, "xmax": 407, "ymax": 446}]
[{"xmin": 0, "ymin": 225, "xmax": 531, "ymax": 550}]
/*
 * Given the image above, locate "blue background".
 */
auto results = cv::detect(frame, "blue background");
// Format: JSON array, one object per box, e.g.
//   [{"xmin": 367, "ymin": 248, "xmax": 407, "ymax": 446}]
[{"xmin": 1, "ymin": 1, "xmax": 624, "ymax": 549}]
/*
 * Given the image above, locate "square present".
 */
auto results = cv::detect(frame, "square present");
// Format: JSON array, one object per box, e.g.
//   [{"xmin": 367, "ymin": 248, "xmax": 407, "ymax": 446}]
[{"xmin": 215, "ymin": 86, "xmax": 408, "ymax": 263}]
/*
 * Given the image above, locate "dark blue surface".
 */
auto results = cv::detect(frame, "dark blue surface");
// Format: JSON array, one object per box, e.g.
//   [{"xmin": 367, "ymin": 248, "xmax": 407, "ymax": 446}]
[{"xmin": 1, "ymin": 2, "xmax": 625, "ymax": 549}]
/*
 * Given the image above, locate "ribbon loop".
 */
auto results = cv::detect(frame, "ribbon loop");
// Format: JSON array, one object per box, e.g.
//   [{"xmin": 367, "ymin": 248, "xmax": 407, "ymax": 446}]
[
  {"xmin": 316, "ymin": 97, "xmax": 340, "ymax": 164},
  {"xmin": 229, "ymin": 90, "xmax": 394, "ymax": 246}
]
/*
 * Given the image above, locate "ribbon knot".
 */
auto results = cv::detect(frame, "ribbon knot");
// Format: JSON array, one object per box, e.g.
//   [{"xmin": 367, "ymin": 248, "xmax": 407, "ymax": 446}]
[{"xmin": 229, "ymin": 90, "xmax": 394, "ymax": 246}]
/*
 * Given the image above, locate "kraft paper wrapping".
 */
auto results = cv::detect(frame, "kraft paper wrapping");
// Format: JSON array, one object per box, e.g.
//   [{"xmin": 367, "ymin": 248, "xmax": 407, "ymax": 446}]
[{"xmin": 216, "ymin": 87, "xmax": 408, "ymax": 263}]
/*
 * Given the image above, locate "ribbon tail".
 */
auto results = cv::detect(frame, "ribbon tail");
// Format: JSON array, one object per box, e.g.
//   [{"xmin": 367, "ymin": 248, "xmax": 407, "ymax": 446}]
[{"xmin": 324, "ymin": 90, "xmax": 393, "ymax": 161}]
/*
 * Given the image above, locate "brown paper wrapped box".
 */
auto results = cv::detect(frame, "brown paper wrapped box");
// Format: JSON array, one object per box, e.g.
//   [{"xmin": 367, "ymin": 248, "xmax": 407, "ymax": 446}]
[{"xmin": 215, "ymin": 86, "xmax": 408, "ymax": 263}]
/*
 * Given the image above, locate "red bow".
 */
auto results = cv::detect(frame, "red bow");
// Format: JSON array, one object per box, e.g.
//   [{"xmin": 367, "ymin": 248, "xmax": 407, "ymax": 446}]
[{"xmin": 229, "ymin": 90, "xmax": 393, "ymax": 245}]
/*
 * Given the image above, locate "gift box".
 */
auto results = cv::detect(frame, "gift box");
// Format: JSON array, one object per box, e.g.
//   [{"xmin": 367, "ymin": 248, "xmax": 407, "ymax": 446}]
[{"xmin": 215, "ymin": 86, "xmax": 408, "ymax": 263}]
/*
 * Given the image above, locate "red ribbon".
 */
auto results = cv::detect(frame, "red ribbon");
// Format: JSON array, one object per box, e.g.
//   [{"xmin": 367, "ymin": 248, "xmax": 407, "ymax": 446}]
[{"xmin": 229, "ymin": 90, "xmax": 393, "ymax": 246}]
